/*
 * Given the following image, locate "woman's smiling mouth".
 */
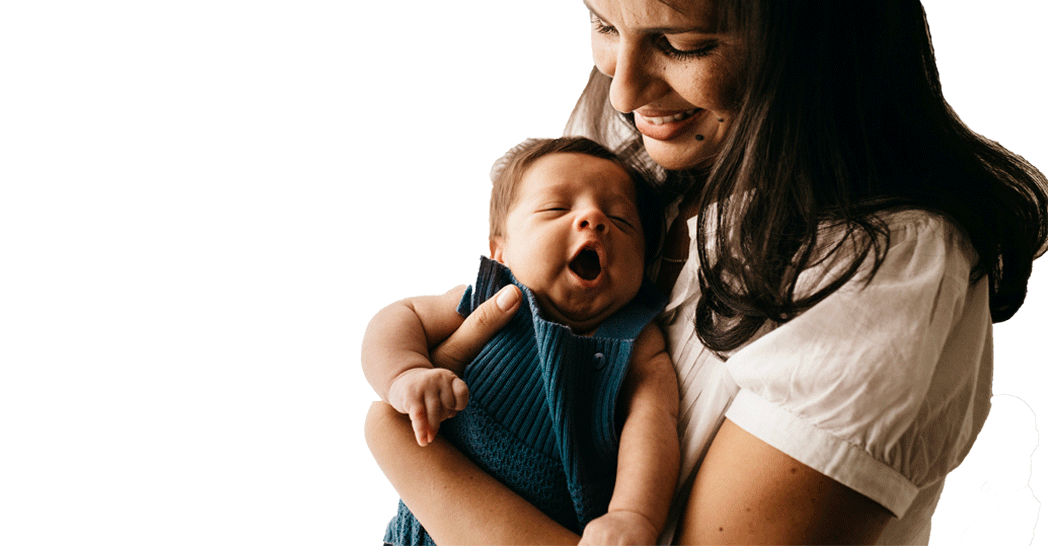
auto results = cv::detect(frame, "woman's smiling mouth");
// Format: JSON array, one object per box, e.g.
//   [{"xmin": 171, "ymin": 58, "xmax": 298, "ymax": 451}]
[
  {"xmin": 636, "ymin": 108, "xmax": 700, "ymax": 126},
  {"xmin": 633, "ymin": 108, "xmax": 703, "ymax": 140}
]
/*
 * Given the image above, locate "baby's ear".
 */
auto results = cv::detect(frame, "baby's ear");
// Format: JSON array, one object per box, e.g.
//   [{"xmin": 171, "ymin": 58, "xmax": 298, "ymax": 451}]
[{"xmin": 489, "ymin": 237, "xmax": 506, "ymax": 264}]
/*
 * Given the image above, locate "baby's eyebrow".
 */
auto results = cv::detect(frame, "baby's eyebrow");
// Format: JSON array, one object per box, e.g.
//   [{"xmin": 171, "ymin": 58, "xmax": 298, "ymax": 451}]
[
  {"xmin": 532, "ymin": 182, "xmax": 574, "ymax": 197},
  {"xmin": 604, "ymin": 190, "xmax": 640, "ymax": 206}
]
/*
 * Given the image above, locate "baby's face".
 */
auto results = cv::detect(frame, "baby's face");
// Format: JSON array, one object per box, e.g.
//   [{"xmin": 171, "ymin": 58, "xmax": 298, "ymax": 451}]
[{"xmin": 491, "ymin": 152, "xmax": 646, "ymax": 334}]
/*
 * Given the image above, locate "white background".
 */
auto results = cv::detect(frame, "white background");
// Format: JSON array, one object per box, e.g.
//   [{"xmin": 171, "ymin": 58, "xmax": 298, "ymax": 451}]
[{"xmin": 1, "ymin": 1, "xmax": 1044, "ymax": 544}]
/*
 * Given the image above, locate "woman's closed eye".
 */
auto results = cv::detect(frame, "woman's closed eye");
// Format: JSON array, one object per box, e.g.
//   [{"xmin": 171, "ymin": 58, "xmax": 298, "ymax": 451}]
[
  {"xmin": 656, "ymin": 37, "xmax": 718, "ymax": 61},
  {"xmin": 590, "ymin": 11, "xmax": 717, "ymax": 61},
  {"xmin": 590, "ymin": 13, "xmax": 616, "ymax": 35}
]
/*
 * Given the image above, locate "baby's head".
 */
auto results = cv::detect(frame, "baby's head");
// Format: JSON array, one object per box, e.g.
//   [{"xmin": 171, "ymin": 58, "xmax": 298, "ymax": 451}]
[{"xmin": 488, "ymin": 137, "xmax": 660, "ymax": 334}]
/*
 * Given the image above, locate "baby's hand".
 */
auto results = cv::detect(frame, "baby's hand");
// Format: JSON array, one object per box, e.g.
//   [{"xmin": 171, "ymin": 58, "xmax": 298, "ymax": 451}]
[
  {"xmin": 386, "ymin": 368, "xmax": 469, "ymax": 446},
  {"xmin": 578, "ymin": 510, "xmax": 659, "ymax": 546}
]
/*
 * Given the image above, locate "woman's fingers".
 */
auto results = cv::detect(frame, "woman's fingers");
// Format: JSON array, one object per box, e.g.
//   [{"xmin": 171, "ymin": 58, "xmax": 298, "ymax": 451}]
[{"xmin": 431, "ymin": 285, "xmax": 521, "ymax": 373}]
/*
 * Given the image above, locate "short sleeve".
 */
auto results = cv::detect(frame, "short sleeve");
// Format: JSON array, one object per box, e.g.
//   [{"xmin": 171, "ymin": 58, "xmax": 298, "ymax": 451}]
[{"xmin": 724, "ymin": 211, "xmax": 993, "ymax": 517}]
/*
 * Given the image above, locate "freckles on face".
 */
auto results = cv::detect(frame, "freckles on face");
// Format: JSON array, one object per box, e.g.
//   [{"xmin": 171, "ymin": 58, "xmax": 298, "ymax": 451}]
[{"xmin": 586, "ymin": 0, "xmax": 745, "ymax": 170}]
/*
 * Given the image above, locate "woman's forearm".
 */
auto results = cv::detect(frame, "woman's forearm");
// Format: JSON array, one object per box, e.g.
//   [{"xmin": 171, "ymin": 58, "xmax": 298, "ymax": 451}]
[{"xmin": 365, "ymin": 402, "xmax": 580, "ymax": 545}]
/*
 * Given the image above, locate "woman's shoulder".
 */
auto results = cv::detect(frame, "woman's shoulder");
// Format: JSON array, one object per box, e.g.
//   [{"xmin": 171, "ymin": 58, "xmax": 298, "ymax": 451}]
[
  {"xmin": 795, "ymin": 208, "xmax": 972, "ymax": 302},
  {"xmin": 725, "ymin": 207, "xmax": 994, "ymax": 517},
  {"xmin": 876, "ymin": 208, "xmax": 972, "ymax": 259},
  {"xmin": 874, "ymin": 207, "xmax": 979, "ymax": 283},
  {"xmin": 749, "ymin": 208, "xmax": 990, "ymax": 416}
]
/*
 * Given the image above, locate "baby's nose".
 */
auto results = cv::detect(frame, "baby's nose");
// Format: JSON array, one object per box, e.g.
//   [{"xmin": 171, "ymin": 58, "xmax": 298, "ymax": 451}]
[{"xmin": 576, "ymin": 210, "xmax": 607, "ymax": 233}]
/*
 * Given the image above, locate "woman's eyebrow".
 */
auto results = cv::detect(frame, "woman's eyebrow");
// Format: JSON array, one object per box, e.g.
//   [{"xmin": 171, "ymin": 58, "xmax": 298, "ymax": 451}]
[
  {"xmin": 582, "ymin": 0, "xmax": 608, "ymax": 24},
  {"xmin": 582, "ymin": 0, "xmax": 716, "ymax": 35}
]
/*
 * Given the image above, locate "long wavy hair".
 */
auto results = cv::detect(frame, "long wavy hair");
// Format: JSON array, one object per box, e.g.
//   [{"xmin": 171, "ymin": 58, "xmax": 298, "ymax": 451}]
[{"xmin": 566, "ymin": 0, "xmax": 1048, "ymax": 352}]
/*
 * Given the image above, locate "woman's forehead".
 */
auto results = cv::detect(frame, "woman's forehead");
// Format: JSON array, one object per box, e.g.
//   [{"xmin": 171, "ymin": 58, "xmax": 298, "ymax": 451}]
[
  {"xmin": 587, "ymin": 0, "xmax": 720, "ymax": 31},
  {"xmin": 655, "ymin": 0, "xmax": 716, "ymax": 18}
]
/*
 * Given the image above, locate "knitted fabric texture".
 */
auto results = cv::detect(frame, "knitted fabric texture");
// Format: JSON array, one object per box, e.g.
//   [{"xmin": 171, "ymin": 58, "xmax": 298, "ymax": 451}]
[{"xmin": 385, "ymin": 257, "xmax": 665, "ymax": 546}]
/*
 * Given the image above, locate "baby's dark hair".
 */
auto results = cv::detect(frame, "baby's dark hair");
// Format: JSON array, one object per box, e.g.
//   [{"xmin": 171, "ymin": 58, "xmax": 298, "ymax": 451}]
[{"xmin": 489, "ymin": 136, "xmax": 663, "ymax": 264}]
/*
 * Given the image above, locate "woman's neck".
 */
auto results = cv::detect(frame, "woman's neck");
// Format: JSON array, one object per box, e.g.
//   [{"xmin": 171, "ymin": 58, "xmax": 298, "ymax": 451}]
[{"xmin": 655, "ymin": 179, "xmax": 704, "ymax": 294}]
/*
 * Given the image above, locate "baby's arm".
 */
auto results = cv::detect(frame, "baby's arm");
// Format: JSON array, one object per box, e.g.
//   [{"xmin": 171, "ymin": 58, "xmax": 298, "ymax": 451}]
[
  {"xmin": 580, "ymin": 323, "xmax": 680, "ymax": 546},
  {"xmin": 361, "ymin": 285, "xmax": 472, "ymax": 446}
]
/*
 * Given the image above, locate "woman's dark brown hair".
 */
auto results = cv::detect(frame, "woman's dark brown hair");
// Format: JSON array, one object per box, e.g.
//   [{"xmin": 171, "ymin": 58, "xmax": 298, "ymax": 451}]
[{"xmin": 568, "ymin": 0, "xmax": 1048, "ymax": 352}]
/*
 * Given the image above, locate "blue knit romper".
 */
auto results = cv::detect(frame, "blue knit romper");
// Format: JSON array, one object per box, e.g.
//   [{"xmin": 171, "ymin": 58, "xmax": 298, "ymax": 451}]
[{"xmin": 384, "ymin": 257, "xmax": 666, "ymax": 546}]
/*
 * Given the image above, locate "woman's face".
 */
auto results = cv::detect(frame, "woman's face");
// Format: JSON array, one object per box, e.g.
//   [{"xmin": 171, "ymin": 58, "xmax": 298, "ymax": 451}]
[{"xmin": 586, "ymin": 0, "xmax": 744, "ymax": 171}]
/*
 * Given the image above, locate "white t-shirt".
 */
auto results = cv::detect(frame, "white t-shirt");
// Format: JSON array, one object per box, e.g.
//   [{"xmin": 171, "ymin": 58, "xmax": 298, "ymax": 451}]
[{"xmin": 657, "ymin": 209, "xmax": 992, "ymax": 545}]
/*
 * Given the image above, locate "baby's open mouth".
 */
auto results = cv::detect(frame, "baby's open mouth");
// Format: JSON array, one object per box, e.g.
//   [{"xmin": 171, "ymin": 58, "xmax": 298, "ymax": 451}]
[{"xmin": 569, "ymin": 248, "xmax": 602, "ymax": 281}]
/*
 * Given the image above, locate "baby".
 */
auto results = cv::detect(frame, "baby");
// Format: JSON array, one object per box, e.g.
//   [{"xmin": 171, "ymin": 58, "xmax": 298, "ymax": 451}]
[{"xmin": 362, "ymin": 137, "xmax": 679, "ymax": 545}]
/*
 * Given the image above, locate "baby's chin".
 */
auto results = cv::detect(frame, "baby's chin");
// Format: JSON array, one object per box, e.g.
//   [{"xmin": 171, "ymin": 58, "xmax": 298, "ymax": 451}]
[{"xmin": 534, "ymin": 291, "xmax": 630, "ymax": 336}]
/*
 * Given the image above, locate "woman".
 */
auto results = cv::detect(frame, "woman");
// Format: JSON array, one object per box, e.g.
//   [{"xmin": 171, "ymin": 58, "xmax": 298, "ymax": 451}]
[{"xmin": 366, "ymin": 0, "xmax": 1048, "ymax": 543}]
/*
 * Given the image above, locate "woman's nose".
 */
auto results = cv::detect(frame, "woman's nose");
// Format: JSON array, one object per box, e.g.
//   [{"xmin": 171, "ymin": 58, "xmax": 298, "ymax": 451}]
[
  {"xmin": 600, "ymin": 40, "xmax": 669, "ymax": 114},
  {"xmin": 576, "ymin": 209, "xmax": 607, "ymax": 233}
]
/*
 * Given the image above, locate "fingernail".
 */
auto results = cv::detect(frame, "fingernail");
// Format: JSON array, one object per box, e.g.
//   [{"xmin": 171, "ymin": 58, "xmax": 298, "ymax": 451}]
[{"xmin": 495, "ymin": 286, "xmax": 517, "ymax": 311}]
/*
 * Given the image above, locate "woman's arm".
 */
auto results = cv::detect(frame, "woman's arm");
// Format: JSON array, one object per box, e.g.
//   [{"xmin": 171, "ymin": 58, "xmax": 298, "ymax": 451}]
[
  {"xmin": 361, "ymin": 286, "xmax": 473, "ymax": 445},
  {"xmin": 365, "ymin": 402, "xmax": 580, "ymax": 545},
  {"xmin": 361, "ymin": 284, "xmax": 523, "ymax": 445},
  {"xmin": 676, "ymin": 419, "xmax": 893, "ymax": 545},
  {"xmin": 364, "ymin": 283, "xmax": 581, "ymax": 543}
]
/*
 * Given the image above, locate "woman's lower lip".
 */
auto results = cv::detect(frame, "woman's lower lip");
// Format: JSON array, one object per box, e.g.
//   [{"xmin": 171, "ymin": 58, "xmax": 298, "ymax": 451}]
[{"xmin": 634, "ymin": 109, "xmax": 702, "ymax": 141}]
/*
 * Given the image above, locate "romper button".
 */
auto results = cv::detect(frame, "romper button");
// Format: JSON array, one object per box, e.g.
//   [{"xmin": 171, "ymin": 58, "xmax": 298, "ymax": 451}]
[{"xmin": 593, "ymin": 352, "xmax": 606, "ymax": 370}]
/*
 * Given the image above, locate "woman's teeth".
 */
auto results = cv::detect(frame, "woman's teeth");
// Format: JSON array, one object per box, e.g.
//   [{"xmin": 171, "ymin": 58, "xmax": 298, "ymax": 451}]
[{"xmin": 638, "ymin": 109, "xmax": 699, "ymax": 126}]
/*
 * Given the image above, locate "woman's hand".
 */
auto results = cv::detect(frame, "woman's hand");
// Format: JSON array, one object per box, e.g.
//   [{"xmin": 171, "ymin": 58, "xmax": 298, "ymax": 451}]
[
  {"xmin": 429, "ymin": 284, "xmax": 522, "ymax": 374},
  {"xmin": 366, "ymin": 284, "xmax": 582, "ymax": 544}
]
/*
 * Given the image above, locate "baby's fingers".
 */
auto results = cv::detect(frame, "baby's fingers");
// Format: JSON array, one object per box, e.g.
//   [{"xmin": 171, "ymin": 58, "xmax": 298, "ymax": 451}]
[
  {"xmin": 408, "ymin": 405, "xmax": 433, "ymax": 447},
  {"xmin": 424, "ymin": 393, "xmax": 451, "ymax": 445},
  {"xmin": 440, "ymin": 377, "xmax": 470, "ymax": 417},
  {"xmin": 453, "ymin": 377, "xmax": 469, "ymax": 411}
]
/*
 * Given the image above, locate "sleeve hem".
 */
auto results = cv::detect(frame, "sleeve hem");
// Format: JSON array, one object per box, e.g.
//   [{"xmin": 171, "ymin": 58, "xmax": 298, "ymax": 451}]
[{"xmin": 725, "ymin": 389, "xmax": 918, "ymax": 518}]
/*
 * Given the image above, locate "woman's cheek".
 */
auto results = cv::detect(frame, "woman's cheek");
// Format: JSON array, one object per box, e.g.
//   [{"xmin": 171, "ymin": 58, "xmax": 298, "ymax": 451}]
[
  {"xmin": 706, "ymin": 53, "xmax": 745, "ymax": 111},
  {"xmin": 591, "ymin": 38, "xmax": 616, "ymax": 78}
]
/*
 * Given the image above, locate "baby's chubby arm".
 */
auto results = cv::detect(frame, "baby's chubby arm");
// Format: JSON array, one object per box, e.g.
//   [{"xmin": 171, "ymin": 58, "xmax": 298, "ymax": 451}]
[
  {"xmin": 361, "ymin": 284, "xmax": 522, "ymax": 446},
  {"xmin": 361, "ymin": 285, "xmax": 471, "ymax": 447},
  {"xmin": 580, "ymin": 323, "xmax": 679, "ymax": 546}
]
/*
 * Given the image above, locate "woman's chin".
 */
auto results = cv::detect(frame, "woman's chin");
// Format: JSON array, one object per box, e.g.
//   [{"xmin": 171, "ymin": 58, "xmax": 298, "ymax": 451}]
[{"xmin": 641, "ymin": 135, "xmax": 717, "ymax": 171}]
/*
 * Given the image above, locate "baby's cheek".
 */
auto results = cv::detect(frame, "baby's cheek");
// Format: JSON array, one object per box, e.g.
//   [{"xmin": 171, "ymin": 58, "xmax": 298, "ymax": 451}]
[{"xmin": 630, "ymin": 238, "xmax": 647, "ymax": 266}]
